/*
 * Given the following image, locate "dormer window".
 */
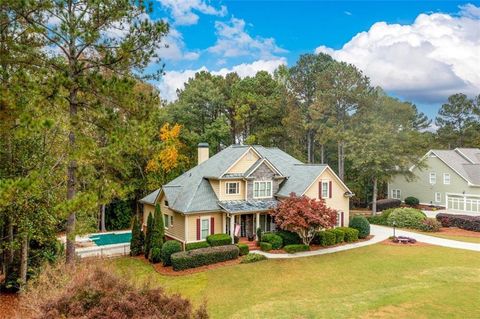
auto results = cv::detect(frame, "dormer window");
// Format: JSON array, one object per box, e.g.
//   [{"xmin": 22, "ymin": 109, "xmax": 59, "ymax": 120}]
[
  {"xmin": 254, "ymin": 181, "xmax": 272, "ymax": 198},
  {"xmin": 226, "ymin": 182, "xmax": 240, "ymax": 195}
]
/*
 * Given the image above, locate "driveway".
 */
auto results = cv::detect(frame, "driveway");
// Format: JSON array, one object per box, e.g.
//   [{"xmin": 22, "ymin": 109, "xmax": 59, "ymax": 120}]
[{"xmin": 256, "ymin": 225, "xmax": 480, "ymax": 259}]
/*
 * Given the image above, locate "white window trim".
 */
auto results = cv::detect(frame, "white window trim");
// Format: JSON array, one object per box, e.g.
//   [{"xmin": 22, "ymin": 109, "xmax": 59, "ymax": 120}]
[
  {"xmin": 253, "ymin": 181, "xmax": 273, "ymax": 199},
  {"xmin": 435, "ymin": 192, "xmax": 441, "ymax": 203},
  {"xmin": 170, "ymin": 215, "xmax": 174, "ymax": 227},
  {"xmin": 164, "ymin": 214, "xmax": 170, "ymax": 229},
  {"xmin": 200, "ymin": 216, "xmax": 210, "ymax": 240},
  {"xmin": 391, "ymin": 189, "xmax": 401, "ymax": 200},
  {"xmin": 429, "ymin": 172, "xmax": 436, "ymax": 185},
  {"xmin": 443, "ymin": 173, "xmax": 450, "ymax": 185},
  {"xmin": 225, "ymin": 181, "xmax": 240, "ymax": 195},
  {"xmin": 321, "ymin": 180, "xmax": 329, "ymax": 199}
]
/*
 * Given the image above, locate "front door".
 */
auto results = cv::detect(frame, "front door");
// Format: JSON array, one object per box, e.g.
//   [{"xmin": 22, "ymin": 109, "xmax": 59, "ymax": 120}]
[{"xmin": 240, "ymin": 215, "xmax": 254, "ymax": 237}]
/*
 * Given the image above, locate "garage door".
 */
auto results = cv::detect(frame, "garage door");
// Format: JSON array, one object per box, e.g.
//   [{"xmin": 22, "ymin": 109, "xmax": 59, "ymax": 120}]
[{"xmin": 447, "ymin": 194, "xmax": 480, "ymax": 214}]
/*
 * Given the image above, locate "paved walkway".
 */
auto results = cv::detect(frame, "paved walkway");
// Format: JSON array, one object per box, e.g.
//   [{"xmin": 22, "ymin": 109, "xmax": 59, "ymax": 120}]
[{"xmin": 255, "ymin": 225, "xmax": 480, "ymax": 259}]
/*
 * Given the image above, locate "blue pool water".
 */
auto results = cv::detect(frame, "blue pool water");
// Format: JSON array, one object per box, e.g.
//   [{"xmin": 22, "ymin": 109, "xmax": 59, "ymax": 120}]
[{"xmin": 89, "ymin": 232, "xmax": 131, "ymax": 246}]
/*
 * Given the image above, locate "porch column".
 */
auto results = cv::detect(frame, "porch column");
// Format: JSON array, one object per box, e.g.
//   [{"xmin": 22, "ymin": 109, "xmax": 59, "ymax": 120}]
[
  {"xmin": 230, "ymin": 214, "xmax": 235, "ymax": 244},
  {"xmin": 255, "ymin": 213, "xmax": 260, "ymax": 239},
  {"xmin": 222, "ymin": 214, "xmax": 227, "ymax": 234}
]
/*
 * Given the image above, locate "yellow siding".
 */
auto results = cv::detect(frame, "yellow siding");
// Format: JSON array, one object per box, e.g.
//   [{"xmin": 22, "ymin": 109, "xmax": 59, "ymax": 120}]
[
  {"xmin": 217, "ymin": 179, "xmax": 245, "ymax": 201},
  {"xmin": 142, "ymin": 194, "xmax": 186, "ymax": 242},
  {"xmin": 303, "ymin": 168, "xmax": 350, "ymax": 225},
  {"xmin": 209, "ymin": 180, "xmax": 220, "ymax": 197},
  {"xmin": 227, "ymin": 149, "xmax": 260, "ymax": 174},
  {"xmin": 186, "ymin": 212, "xmax": 224, "ymax": 243}
]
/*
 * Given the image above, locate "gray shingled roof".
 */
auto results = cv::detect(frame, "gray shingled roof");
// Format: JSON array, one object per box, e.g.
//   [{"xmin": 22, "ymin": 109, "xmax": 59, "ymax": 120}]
[
  {"xmin": 218, "ymin": 199, "xmax": 278, "ymax": 213},
  {"xmin": 143, "ymin": 144, "xmax": 347, "ymax": 213},
  {"xmin": 139, "ymin": 189, "xmax": 160, "ymax": 205},
  {"xmin": 432, "ymin": 148, "xmax": 480, "ymax": 186}
]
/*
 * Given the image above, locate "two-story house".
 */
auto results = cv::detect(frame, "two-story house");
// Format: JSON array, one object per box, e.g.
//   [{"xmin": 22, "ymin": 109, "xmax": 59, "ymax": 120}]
[
  {"xmin": 388, "ymin": 148, "xmax": 480, "ymax": 214},
  {"xmin": 140, "ymin": 143, "xmax": 353, "ymax": 246}
]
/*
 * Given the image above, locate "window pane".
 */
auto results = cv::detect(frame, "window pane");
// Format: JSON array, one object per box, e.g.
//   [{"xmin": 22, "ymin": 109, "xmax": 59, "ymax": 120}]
[{"xmin": 201, "ymin": 219, "xmax": 209, "ymax": 239}]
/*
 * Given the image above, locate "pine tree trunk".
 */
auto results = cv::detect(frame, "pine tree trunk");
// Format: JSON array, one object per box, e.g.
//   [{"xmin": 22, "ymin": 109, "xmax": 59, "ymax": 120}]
[
  {"xmin": 338, "ymin": 141, "xmax": 345, "ymax": 181},
  {"xmin": 19, "ymin": 233, "xmax": 28, "ymax": 288},
  {"xmin": 101, "ymin": 204, "xmax": 106, "ymax": 232},
  {"xmin": 372, "ymin": 177, "xmax": 378, "ymax": 215},
  {"xmin": 320, "ymin": 144, "xmax": 325, "ymax": 164},
  {"xmin": 307, "ymin": 130, "xmax": 312, "ymax": 163}
]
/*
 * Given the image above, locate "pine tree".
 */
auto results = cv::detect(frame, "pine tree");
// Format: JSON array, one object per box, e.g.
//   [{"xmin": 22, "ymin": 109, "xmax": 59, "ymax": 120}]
[
  {"xmin": 144, "ymin": 213, "xmax": 154, "ymax": 259},
  {"xmin": 149, "ymin": 204, "xmax": 164, "ymax": 263},
  {"xmin": 129, "ymin": 216, "xmax": 143, "ymax": 256}
]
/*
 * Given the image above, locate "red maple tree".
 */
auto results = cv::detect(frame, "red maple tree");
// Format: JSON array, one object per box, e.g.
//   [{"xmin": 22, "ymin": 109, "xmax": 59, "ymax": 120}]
[{"xmin": 271, "ymin": 193, "xmax": 338, "ymax": 245}]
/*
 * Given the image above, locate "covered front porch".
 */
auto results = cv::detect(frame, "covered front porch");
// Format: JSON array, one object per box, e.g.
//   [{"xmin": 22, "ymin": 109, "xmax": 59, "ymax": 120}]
[{"xmin": 218, "ymin": 199, "xmax": 278, "ymax": 243}]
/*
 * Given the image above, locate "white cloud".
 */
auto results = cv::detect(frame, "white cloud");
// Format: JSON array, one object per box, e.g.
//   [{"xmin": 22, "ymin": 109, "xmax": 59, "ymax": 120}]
[
  {"xmin": 158, "ymin": 58, "xmax": 287, "ymax": 101},
  {"xmin": 158, "ymin": 0, "xmax": 227, "ymax": 26},
  {"xmin": 208, "ymin": 17, "xmax": 287, "ymax": 59},
  {"xmin": 156, "ymin": 28, "xmax": 200, "ymax": 61},
  {"xmin": 315, "ymin": 5, "xmax": 480, "ymax": 103}
]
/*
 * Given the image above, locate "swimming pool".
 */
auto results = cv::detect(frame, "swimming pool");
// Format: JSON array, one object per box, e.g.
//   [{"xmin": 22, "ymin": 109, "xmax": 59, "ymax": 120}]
[{"xmin": 89, "ymin": 231, "xmax": 131, "ymax": 246}]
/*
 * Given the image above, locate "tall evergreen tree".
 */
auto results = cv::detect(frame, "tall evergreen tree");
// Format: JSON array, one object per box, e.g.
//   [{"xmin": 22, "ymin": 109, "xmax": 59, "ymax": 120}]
[
  {"xmin": 149, "ymin": 204, "xmax": 164, "ymax": 262},
  {"xmin": 129, "ymin": 215, "xmax": 144, "ymax": 256},
  {"xmin": 144, "ymin": 213, "xmax": 154, "ymax": 259}
]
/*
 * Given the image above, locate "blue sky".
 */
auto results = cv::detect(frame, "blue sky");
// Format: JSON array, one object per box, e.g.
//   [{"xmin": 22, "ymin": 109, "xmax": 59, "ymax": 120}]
[{"xmin": 151, "ymin": 1, "xmax": 480, "ymax": 118}]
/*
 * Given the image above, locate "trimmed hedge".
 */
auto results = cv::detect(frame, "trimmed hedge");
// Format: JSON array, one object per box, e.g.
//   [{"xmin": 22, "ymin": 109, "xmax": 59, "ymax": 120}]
[
  {"xmin": 206, "ymin": 233, "xmax": 232, "ymax": 247},
  {"xmin": 436, "ymin": 213, "xmax": 480, "ymax": 232},
  {"xmin": 330, "ymin": 228, "xmax": 345, "ymax": 243},
  {"xmin": 336, "ymin": 227, "xmax": 359, "ymax": 242},
  {"xmin": 276, "ymin": 230, "xmax": 302, "ymax": 246},
  {"xmin": 236, "ymin": 243, "xmax": 249, "ymax": 256},
  {"xmin": 171, "ymin": 245, "xmax": 239, "ymax": 271},
  {"xmin": 387, "ymin": 208, "xmax": 426, "ymax": 229},
  {"xmin": 317, "ymin": 231, "xmax": 336, "ymax": 247},
  {"xmin": 418, "ymin": 218, "xmax": 441, "ymax": 232},
  {"xmin": 370, "ymin": 198, "xmax": 401, "ymax": 211},
  {"xmin": 241, "ymin": 253, "xmax": 267, "ymax": 264},
  {"xmin": 284, "ymin": 244, "xmax": 310, "ymax": 254},
  {"xmin": 261, "ymin": 233, "xmax": 283, "ymax": 249},
  {"xmin": 260, "ymin": 242, "xmax": 272, "ymax": 251},
  {"xmin": 185, "ymin": 241, "xmax": 210, "ymax": 251},
  {"xmin": 349, "ymin": 215, "xmax": 370, "ymax": 238},
  {"xmin": 161, "ymin": 240, "xmax": 182, "ymax": 266},
  {"xmin": 404, "ymin": 196, "xmax": 420, "ymax": 206}
]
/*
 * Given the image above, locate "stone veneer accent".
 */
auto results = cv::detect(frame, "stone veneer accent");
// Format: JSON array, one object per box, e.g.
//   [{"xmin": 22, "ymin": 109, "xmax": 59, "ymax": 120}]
[{"xmin": 247, "ymin": 162, "xmax": 283, "ymax": 200}]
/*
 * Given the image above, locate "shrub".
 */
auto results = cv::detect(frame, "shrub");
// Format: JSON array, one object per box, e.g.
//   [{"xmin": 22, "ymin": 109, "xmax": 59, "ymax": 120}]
[
  {"xmin": 330, "ymin": 228, "xmax": 345, "ymax": 243},
  {"xmin": 256, "ymin": 227, "xmax": 262, "ymax": 242},
  {"xmin": 404, "ymin": 196, "xmax": 420, "ymax": 206},
  {"xmin": 28, "ymin": 264, "xmax": 208, "ymax": 319},
  {"xmin": 418, "ymin": 218, "xmax": 441, "ymax": 232},
  {"xmin": 185, "ymin": 241, "xmax": 210, "ymax": 251},
  {"xmin": 370, "ymin": 198, "xmax": 401, "ymax": 211},
  {"xmin": 171, "ymin": 245, "xmax": 239, "ymax": 271},
  {"xmin": 241, "ymin": 253, "xmax": 267, "ymax": 264},
  {"xmin": 275, "ymin": 230, "xmax": 302, "ymax": 246},
  {"xmin": 149, "ymin": 247, "xmax": 162, "ymax": 264},
  {"xmin": 236, "ymin": 243, "xmax": 249, "ymax": 256},
  {"xmin": 336, "ymin": 227, "xmax": 359, "ymax": 242},
  {"xmin": 349, "ymin": 215, "xmax": 370, "ymax": 238},
  {"xmin": 206, "ymin": 233, "xmax": 231, "ymax": 247},
  {"xmin": 130, "ymin": 215, "xmax": 144, "ymax": 256},
  {"xmin": 260, "ymin": 242, "xmax": 272, "ymax": 251},
  {"xmin": 387, "ymin": 208, "xmax": 426, "ymax": 229},
  {"xmin": 316, "ymin": 231, "xmax": 336, "ymax": 247},
  {"xmin": 261, "ymin": 233, "xmax": 283, "ymax": 249},
  {"xmin": 284, "ymin": 244, "xmax": 310, "ymax": 254},
  {"xmin": 149, "ymin": 204, "xmax": 164, "ymax": 261},
  {"xmin": 144, "ymin": 213, "xmax": 154, "ymax": 259},
  {"xmin": 161, "ymin": 240, "xmax": 182, "ymax": 266},
  {"xmin": 367, "ymin": 209, "xmax": 394, "ymax": 226},
  {"xmin": 436, "ymin": 213, "xmax": 480, "ymax": 232}
]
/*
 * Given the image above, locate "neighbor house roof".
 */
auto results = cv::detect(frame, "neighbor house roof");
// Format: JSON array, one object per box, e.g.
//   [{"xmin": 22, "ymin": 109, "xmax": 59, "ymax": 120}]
[
  {"xmin": 429, "ymin": 148, "xmax": 480, "ymax": 186},
  {"xmin": 143, "ymin": 144, "xmax": 352, "ymax": 213}
]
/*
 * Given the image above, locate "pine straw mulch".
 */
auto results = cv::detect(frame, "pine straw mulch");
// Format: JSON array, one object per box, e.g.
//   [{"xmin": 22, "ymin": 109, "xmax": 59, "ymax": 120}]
[
  {"xmin": 434, "ymin": 227, "xmax": 480, "ymax": 238},
  {"xmin": 380, "ymin": 239, "xmax": 431, "ymax": 247},
  {"xmin": 0, "ymin": 293, "xmax": 22, "ymax": 319}
]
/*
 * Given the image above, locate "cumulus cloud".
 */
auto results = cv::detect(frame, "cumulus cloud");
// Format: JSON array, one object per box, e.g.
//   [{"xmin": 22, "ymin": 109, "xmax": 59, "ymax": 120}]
[
  {"xmin": 158, "ymin": 0, "xmax": 227, "ymax": 26},
  {"xmin": 157, "ymin": 58, "xmax": 287, "ymax": 101},
  {"xmin": 156, "ymin": 28, "xmax": 200, "ymax": 61},
  {"xmin": 315, "ymin": 5, "xmax": 480, "ymax": 104},
  {"xmin": 208, "ymin": 17, "xmax": 287, "ymax": 59}
]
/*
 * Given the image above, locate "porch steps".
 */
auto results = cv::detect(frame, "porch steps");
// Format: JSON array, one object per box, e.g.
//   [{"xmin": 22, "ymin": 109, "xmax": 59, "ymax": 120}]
[{"xmin": 239, "ymin": 239, "xmax": 259, "ymax": 251}]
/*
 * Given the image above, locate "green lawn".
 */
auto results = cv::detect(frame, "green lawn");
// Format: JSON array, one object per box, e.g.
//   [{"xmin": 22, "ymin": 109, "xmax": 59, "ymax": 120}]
[{"xmin": 112, "ymin": 244, "xmax": 480, "ymax": 318}]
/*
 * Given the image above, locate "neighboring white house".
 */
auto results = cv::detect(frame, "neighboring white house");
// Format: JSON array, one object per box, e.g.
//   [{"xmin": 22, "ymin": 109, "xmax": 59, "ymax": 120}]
[{"xmin": 388, "ymin": 148, "xmax": 480, "ymax": 214}]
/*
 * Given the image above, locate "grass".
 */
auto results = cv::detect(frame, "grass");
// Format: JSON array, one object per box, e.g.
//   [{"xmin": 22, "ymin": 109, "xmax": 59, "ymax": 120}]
[
  {"xmin": 416, "ymin": 233, "xmax": 480, "ymax": 243},
  {"xmin": 112, "ymin": 244, "xmax": 480, "ymax": 318}
]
